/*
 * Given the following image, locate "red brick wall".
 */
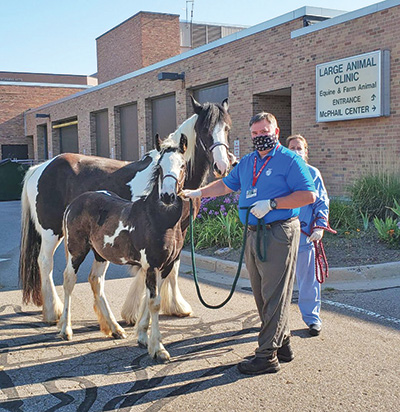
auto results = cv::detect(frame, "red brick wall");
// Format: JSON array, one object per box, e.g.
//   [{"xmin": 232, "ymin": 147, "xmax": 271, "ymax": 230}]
[
  {"xmin": 290, "ymin": 7, "xmax": 400, "ymax": 195},
  {"xmin": 0, "ymin": 85, "xmax": 86, "ymax": 159},
  {"xmin": 96, "ymin": 12, "xmax": 180, "ymax": 84},
  {"xmin": 23, "ymin": 5, "xmax": 400, "ymax": 196}
]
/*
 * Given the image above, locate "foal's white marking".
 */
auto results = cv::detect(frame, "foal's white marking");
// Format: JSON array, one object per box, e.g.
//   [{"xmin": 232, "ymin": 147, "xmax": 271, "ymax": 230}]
[
  {"xmin": 212, "ymin": 121, "xmax": 230, "ymax": 176},
  {"xmin": 103, "ymin": 221, "xmax": 130, "ymax": 247},
  {"xmin": 127, "ymin": 151, "xmax": 160, "ymax": 202},
  {"xmin": 159, "ymin": 150, "xmax": 184, "ymax": 196},
  {"xmin": 96, "ymin": 190, "xmax": 112, "ymax": 196},
  {"xmin": 322, "ymin": 299, "xmax": 400, "ymax": 325}
]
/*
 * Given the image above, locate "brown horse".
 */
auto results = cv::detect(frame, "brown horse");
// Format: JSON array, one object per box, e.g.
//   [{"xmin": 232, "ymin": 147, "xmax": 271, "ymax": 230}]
[
  {"xmin": 19, "ymin": 96, "xmax": 233, "ymax": 323},
  {"xmin": 59, "ymin": 135, "xmax": 197, "ymax": 361}
]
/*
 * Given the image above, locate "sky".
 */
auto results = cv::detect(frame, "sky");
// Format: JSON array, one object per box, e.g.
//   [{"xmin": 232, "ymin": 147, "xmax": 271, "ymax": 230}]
[{"xmin": 0, "ymin": 0, "xmax": 383, "ymax": 76}]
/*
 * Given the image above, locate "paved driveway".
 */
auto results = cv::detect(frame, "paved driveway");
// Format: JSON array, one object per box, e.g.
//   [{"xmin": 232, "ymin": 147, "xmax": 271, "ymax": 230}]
[{"xmin": 1, "ymin": 201, "xmax": 399, "ymax": 411}]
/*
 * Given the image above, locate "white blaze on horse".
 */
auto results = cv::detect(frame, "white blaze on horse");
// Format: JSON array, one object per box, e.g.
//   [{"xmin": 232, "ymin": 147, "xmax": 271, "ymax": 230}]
[
  {"xmin": 59, "ymin": 135, "xmax": 193, "ymax": 362},
  {"xmin": 19, "ymin": 96, "xmax": 233, "ymax": 324}
]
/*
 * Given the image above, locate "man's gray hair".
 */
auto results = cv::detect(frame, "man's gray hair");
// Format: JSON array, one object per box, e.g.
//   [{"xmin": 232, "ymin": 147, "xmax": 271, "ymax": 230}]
[{"xmin": 249, "ymin": 112, "xmax": 278, "ymax": 128}]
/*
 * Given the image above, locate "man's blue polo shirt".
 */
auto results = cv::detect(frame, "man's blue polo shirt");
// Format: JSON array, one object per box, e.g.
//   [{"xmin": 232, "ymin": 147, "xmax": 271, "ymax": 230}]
[{"xmin": 223, "ymin": 144, "xmax": 315, "ymax": 226}]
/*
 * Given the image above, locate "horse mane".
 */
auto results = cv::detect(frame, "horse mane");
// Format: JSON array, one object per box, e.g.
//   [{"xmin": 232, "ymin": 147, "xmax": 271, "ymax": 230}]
[{"xmin": 164, "ymin": 114, "xmax": 197, "ymax": 163}]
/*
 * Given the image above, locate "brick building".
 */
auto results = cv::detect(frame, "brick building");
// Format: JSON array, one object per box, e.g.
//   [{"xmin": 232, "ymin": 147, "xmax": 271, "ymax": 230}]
[
  {"xmin": 0, "ymin": 72, "xmax": 96, "ymax": 160},
  {"xmin": 14, "ymin": 2, "xmax": 400, "ymax": 195}
]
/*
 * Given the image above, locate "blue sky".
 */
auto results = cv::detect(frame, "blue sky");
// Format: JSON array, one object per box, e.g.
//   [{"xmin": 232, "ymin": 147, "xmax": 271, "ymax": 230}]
[{"xmin": 0, "ymin": 0, "xmax": 382, "ymax": 76}]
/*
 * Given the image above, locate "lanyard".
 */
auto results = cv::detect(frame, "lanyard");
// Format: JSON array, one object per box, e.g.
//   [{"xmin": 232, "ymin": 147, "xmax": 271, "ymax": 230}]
[{"xmin": 252, "ymin": 144, "xmax": 280, "ymax": 187}]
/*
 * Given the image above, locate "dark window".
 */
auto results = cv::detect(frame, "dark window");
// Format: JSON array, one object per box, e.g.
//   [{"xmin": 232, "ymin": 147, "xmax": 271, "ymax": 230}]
[{"xmin": 1, "ymin": 144, "xmax": 28, "ymax": 160}]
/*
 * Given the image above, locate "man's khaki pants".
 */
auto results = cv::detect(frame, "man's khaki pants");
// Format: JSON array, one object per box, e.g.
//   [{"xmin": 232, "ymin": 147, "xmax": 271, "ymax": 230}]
[{"xmin": 245, "ymin": 218, "xmax": 300, "ymax": 357}]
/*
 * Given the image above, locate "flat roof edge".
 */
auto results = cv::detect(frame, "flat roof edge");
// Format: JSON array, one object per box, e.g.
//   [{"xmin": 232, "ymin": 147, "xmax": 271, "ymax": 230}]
[
  {"xmin": 25, "ymin": 6, "xmax": 346, "ymax": 113},
  {"xmin": 291, "ymin": 0, "xmax": 400, "ymax": 38},
  {"xmin": 0, "ymin": 81, "xmax": 93, "ymax": 89}
]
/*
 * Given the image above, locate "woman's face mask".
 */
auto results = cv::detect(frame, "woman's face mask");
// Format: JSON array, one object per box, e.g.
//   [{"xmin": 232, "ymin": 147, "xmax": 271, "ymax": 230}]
[{"xmin": 293, "ymin": 149, "xmax": 306, "ymax": 160}]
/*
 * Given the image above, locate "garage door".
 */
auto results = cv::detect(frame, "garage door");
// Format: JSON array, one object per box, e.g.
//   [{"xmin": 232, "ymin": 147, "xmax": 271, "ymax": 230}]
[
  {"xmin": 152, "ymin": 94, "xmax": 176, "ymax": 142},
  {"xmin": 120, "ymin": 104, "xmax": 139, "ymax": 161},
  {"xmin": 95, "ymin": 111, "xmax": 109, "ymax": 157},
  {"xmin": 60, "ymin": 124, "xmax": 79, "ymax": 154},
  {"xmin": 193, "ymin": 82, "xmax": 228, "ymax": 104}
]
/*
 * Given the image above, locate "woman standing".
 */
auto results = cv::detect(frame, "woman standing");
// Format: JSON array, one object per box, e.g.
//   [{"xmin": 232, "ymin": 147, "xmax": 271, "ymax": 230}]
[{"xmin": 287, "ymin": 134, "xmax": 330, "ymax": 336}]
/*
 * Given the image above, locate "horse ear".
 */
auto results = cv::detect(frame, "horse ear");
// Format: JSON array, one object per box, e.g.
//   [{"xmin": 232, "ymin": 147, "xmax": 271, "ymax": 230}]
[
  {"xmin": 190, "ymin": 95, "xmax": 202, "ymax": 115},
  {"xmin": 155, "ymin": 133, "xmax": 162, "ymax": 152},
  {"xmin": 179, "ymin": 133, "xmax": 188, "ymax": 154},
  {"xmin": 222, "ymin": 98, "xmax": 229, "ymax": 112}
]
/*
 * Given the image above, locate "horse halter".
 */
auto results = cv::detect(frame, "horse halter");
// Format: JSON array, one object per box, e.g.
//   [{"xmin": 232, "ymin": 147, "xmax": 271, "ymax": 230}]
[
  {"xmin": 198, "ymin": 137, "xmax": 229, "ymax": 154},
  {"xmin": 162, "ymin": 171, "xmax": 186, "ymax": 196}
]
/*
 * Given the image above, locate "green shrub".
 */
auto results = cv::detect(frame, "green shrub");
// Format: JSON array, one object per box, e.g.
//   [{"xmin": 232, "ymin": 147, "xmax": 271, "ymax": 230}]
[
  {"xmin": 187, "ymin": 208, "xmax": 243, "ymax": 249},
  {"xmin": 349, "ymin": 173, "xmax": 400, "ymax": 220},
  {"xmin": 373, "ymin": 216, "xmax": 400, "ymax": 246},
  {"xmin": 328, "ymin": 198, "xmax": 360, "ymax": 232}
]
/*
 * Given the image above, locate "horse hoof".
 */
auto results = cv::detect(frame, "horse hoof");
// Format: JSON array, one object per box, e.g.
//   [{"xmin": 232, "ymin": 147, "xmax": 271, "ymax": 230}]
[
  {"xmin": 155, "ymin": 350, "xmax": 170, "ymax": 363},
  {"xmin": 112, "ymin": 330, "xmax": 127, "ymax": 339},
  {"xmin": 58, "ymin": 332, "xmax": 72, "ymax": 341},
  {"xmin": 138, "ymin": 341, "xmax": 148, "ymax": 349},
  {"xmin": 174, "ymin": 311, "xmax": 193, "ymax": 318}
]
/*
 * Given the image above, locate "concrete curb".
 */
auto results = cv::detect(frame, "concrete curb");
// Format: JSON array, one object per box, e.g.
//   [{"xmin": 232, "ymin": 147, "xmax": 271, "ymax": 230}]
[{"xmin": 180, "ymin": 250, "xmax": 400, "ymax": 283}]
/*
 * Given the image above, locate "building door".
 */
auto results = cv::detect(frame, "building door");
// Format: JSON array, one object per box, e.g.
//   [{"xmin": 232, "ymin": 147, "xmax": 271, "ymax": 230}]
[
  {"xmin": 120, "ymin": 104, "xmax": 139, "ymax": 161},
  {"xmin": 152, "ymin": 94, "xmax": 176, "ymax": 142},
  {"xmin": 193, "ymin": 82, "xmax": 228, "ymax": 104},
  {"xmin": 95, "ymin": 111, "xmax": 109, "ymax": 157},
  {"xmin": 60, "ymin": 124, "xmax": 79, "ymax": 153}
]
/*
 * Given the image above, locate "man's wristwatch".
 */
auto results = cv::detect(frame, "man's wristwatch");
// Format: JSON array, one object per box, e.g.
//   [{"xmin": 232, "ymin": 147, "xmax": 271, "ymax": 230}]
[{"xmin": 270, "ymin": 198, "xmax": 278, "ymax": 210}]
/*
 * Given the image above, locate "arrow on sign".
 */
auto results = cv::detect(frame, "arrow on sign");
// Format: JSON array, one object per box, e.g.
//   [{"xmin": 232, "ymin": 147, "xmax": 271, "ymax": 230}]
[{"xmin": 372, "ymin": 105, "xmax": 376, "ymax": 111}]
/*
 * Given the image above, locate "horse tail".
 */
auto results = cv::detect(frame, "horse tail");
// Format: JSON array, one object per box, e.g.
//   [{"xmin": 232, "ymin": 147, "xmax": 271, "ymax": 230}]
[{"xmin": 19, "ymin": 164, "xmax": 43, "ymax": 306}]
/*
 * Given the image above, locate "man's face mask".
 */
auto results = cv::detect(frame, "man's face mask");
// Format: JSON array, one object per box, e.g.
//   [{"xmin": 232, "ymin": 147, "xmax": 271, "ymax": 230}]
[{"xmin": 252, "ymin": 134, "xmax": 278, "ymax": 152}]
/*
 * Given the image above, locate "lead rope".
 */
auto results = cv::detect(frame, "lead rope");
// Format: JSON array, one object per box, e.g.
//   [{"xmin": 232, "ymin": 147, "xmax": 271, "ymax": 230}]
[
  {"xmin": 189, "ymin": 200, "xmax": 253, "ymax": 309},
  {"xmin": 301, "ymin": 217, "xmax": 337, "ymax": 284}
]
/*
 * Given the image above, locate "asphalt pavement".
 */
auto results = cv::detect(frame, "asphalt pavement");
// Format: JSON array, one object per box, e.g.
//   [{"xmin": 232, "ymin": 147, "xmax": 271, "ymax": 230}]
[{"xmin": 1, "ymin": 200, "xmax": 400, "ymax": 411}]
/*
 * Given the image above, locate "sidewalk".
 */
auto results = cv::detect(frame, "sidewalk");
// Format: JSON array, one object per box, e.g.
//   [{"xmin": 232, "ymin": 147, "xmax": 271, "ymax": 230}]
[{"xmin": 180, "ymin": 250, "xmax": 400, "ymax": 291}]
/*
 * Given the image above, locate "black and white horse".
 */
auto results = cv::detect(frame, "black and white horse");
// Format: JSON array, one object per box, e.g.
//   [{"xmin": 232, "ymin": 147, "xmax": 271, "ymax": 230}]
[
  {"xmin": 59, "ymin": 135, "xmax": 193, "ymax": 361},
  {"xmin": 20, "ymin": 96, "xmax": 233, "ymax": 323}
]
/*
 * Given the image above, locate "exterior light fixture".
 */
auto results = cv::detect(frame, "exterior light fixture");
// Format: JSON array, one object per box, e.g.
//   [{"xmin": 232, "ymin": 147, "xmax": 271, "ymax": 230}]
[{"xmin": 157, "ymin": 72, "xmax": 185, "ymax": 81}]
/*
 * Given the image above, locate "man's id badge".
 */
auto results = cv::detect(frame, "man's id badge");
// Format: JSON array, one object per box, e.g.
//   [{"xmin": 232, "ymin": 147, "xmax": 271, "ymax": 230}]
[{"xmin": 246, "ymin": 188, "xmax": 257, "ymax": 199}]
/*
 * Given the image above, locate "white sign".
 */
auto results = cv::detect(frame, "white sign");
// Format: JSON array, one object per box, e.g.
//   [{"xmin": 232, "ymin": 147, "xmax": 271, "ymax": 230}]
[
  {"xmin": 316, "ymin": 50, "xmax": 390, "ymax": 122},
  {"xmin": 233, "ymin": 139, "xmax": 240, "ymax": 158}
]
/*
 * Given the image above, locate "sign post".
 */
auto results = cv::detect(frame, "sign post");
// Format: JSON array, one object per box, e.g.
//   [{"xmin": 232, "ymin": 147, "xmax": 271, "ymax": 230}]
[{"xmin": 316, "ymin": 50, "xmax": 390, "ymax": 122}]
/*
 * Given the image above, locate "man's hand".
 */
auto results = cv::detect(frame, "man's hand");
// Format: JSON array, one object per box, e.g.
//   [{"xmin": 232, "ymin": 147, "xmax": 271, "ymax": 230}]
[
  {"xmin": 182, "ymin": 189, "xmax": 202, "ymax": 199},
  {"xmin": 308, "ymin": 228, "xmax": 324, "ymax": 242},
  {"xmin": 250, "ymin": 200, "xmax": 272, "ymax": 219}
]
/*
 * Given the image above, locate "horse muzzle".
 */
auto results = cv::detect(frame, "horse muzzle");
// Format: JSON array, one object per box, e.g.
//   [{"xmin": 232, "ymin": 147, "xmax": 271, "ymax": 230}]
[{"xmin": 160, "ymin": 192, "xmax": 177, "ymax": 205}]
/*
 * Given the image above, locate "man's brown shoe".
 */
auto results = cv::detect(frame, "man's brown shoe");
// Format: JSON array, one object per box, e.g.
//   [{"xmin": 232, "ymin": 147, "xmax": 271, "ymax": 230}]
[
  {"xmin": 277, "ymin": 338, "xmax": 294, "ymax": 362},
  {"xmin": 238, "ymin": 354, "xmax": 280, "ymax": 375}
]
